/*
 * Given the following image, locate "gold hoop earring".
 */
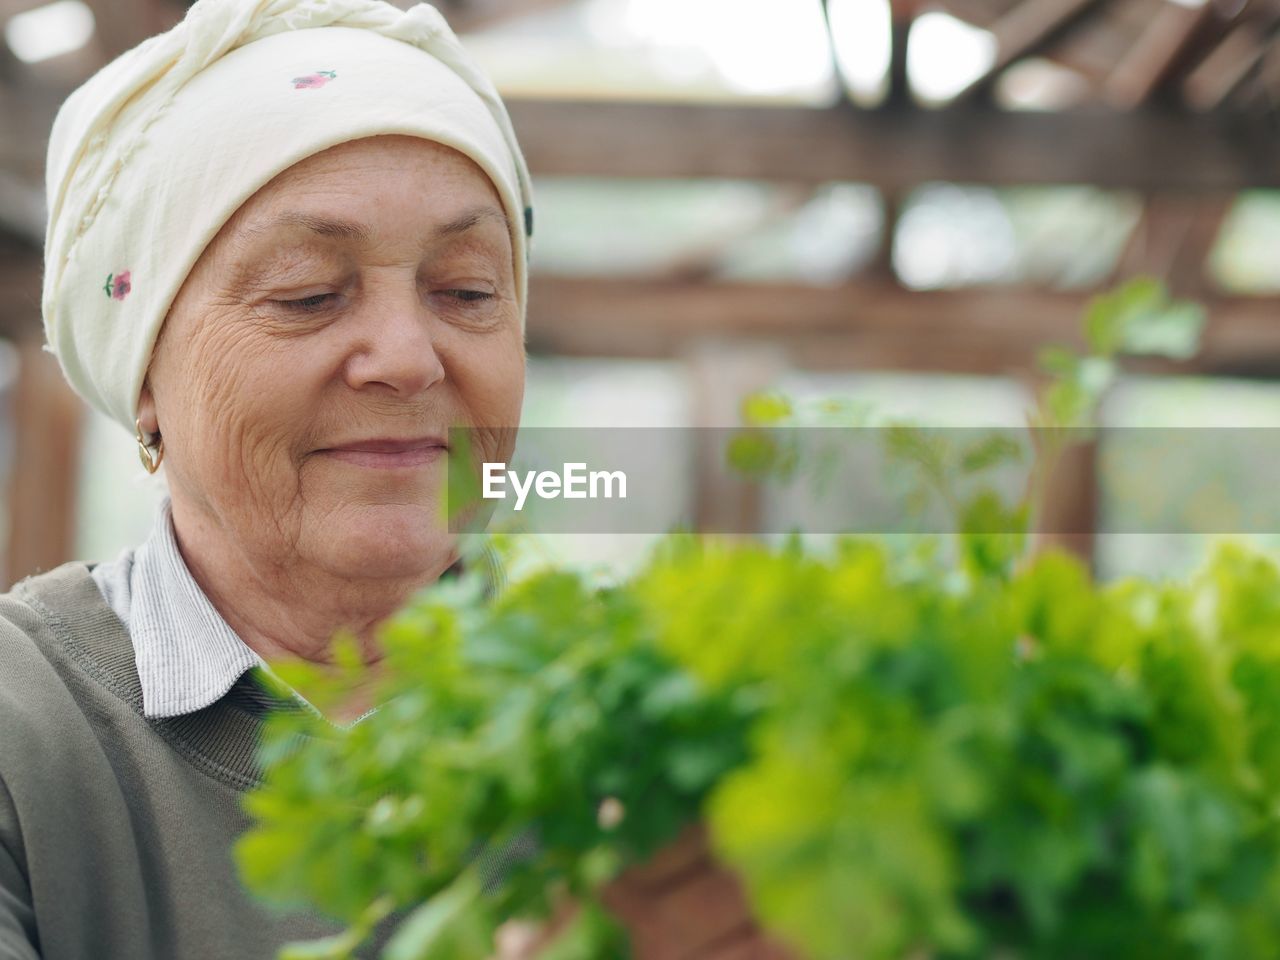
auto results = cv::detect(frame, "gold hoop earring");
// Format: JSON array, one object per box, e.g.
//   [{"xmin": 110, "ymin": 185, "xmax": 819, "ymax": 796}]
[{"xmin": 135, "ymin": 418, "xmax": 164, "ymax": 474}]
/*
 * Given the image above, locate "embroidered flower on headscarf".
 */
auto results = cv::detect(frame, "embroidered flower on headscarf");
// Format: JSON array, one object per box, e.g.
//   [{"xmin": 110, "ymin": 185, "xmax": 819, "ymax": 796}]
[
  {"xmin": 292, "ymin": 70, "xmax": 337, "ymax": 89},
  {"xmin": 103, "ymin": 270, "xmax": 132, "ymax": 301}
]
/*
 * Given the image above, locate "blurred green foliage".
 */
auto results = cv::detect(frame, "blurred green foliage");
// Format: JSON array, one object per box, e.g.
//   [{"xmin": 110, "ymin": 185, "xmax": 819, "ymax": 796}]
[{"xmin": 239, "ymin": 532, "xmax": 1280, "ymax": 960}]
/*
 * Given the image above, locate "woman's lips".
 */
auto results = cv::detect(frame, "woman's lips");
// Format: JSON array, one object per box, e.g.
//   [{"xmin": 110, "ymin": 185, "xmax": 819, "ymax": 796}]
[{"xmin": 317, "ymin": 437, "xmax": 448, "ymax": 470}]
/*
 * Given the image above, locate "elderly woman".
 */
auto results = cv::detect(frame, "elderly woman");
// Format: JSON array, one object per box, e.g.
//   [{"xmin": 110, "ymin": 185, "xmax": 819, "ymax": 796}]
[{"xmin": 0, "ymin": 1, "xmax": 788, "ymax": 958}]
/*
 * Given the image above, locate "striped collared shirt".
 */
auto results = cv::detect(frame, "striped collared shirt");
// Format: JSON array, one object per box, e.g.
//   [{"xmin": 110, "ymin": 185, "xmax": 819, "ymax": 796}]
[{"xmin": 90, "ymin": 497, "xmax": 272, "ymax": 719}]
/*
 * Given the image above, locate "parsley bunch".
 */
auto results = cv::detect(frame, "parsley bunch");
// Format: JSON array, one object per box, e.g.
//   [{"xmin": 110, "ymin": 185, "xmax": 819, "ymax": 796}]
[{"xmin": 239, "ymin": 536, "xmax": 1280, "ymax": 960}]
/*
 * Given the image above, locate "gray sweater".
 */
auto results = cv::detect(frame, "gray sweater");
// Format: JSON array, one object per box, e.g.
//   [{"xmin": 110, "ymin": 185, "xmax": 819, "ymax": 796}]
[{"xmin": 0, "ymin": 561, "xmax": 361, "ymax": 959}]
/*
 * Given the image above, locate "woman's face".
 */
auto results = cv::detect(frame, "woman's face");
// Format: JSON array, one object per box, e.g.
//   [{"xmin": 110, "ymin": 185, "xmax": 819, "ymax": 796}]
[{"xmin": 140, "ymin": 135, "xmax": 524, "ymax": 582}]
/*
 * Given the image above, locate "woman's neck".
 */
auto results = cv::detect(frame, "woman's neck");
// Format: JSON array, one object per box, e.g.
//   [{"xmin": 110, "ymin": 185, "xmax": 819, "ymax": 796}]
[{"xmin": 166, "ymin": 496, "xmax": 449, "ymax": 669}]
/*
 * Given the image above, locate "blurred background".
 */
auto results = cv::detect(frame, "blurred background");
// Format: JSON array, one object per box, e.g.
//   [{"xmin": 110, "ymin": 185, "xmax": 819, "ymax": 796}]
[{"xmin": 2, "ymin": 0, "xmax": 1280, "ymax": 586}]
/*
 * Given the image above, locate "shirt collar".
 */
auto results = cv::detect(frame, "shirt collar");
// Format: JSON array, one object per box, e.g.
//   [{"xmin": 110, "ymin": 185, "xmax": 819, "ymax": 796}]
[{"xmin": 131, "ymin": 497, "xmax": 266, "ymax": 719}]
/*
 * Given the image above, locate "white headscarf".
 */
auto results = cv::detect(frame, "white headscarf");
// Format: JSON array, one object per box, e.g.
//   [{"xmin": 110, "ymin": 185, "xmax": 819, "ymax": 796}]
[{"xmin": 42, "ymin": 0, "xmax": 534, "ymax": 434}]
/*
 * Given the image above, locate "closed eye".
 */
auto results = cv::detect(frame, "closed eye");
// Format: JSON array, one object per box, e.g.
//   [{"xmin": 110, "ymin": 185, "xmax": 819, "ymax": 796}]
[
  {"xmin": 446, "ymin": 290, "xmax": 495, "ymax": 303},
  {"xmin": 275, "ymin": 293, "xmax": 336, "ymax": 312}
]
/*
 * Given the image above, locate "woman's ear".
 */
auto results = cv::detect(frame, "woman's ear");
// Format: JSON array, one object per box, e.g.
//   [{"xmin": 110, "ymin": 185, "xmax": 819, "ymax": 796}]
[{"xmin": 136, "ymin": 380, "xmax": 159, "ymax": 436}]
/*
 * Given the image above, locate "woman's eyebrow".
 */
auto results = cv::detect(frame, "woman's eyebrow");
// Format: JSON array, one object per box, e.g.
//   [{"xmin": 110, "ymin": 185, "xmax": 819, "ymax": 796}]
[
  {"xmin": 266, "ymin": 212, "xmax": 372, "ymax": 243},
  {"xmin": 434, "ymin": 206, "xmax": 511, "ymax": 239}
]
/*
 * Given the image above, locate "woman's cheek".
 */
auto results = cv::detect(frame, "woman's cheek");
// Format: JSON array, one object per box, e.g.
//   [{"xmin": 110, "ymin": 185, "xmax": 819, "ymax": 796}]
[
  {"xmin": 471, "ymin": 425, "xmax": 518, "ymax": 468},
  {"xmin": 456, "ymin": 329, "xmax": 525, "ymax": 417},
  {"xmin": 180, "ymin": 335, "xmax": 294, "ymax": 483}
]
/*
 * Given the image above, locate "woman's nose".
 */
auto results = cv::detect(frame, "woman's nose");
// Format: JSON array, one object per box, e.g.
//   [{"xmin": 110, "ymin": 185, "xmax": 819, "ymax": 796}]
[{"xmin": 343, "ymin": 288, "xmax": 446, "ymax": 396}]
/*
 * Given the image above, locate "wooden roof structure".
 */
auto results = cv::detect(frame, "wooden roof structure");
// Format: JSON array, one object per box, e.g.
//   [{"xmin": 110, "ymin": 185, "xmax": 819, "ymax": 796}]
[
  {"xmin": 1, "ymin": 0, "xmax": 1279, "ymax": 576},
  {"xmin": 7, "ymin": 0, "xmax": 1275, "ymax": 364}
]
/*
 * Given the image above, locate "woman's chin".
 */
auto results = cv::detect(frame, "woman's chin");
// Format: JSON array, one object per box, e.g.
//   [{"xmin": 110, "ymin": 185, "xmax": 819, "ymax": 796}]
[{"xmin": 311, "ymin": 503, "xmax": 455, "ymax": 582}]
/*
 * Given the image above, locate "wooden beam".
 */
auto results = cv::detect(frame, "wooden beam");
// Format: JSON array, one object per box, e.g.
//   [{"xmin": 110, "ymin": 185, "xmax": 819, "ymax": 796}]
[
  {"xmin": 1167, "ymin": 197, "xmax": 1232, "ymax": 296},
  {"xmin": 951, "ymin": 0, "xmax": 1106, "ymax": 104},
  {"xmin": 886, "ymin": 0, "xmax": 916, "ymax": 106},
  {"xmin": 5, "ymin": 334, "xmax": 83, "ymax": 587},
  {"xmin": 936, "ymin": 0, "xmax": 1013, "ymax": 30},
  {"xmin": 1032, "ymin": 431, "xmax": 1097, "ymax": 568},
  {"xmin": 1232, "ymin": 29, "xmax": 1280, "ymax": 112},
  {"xmin": 5, "ymin": 91, "xmax": 1280, "ymax": 195},
  {"xmin": 686, "ymin": 341, "xmax": 787, "ymax": 533},
  {"xmin": 0, "ymin": 82, "xmax": 60, "ymax": 182},
  {"xmin": 0, "ymin": 169, "xmax": 43, "ymax": 246},
  {"xmin": 870, "ymin": 188, "xmax": 904, "ymax": 283},
  {"xmin": 821, "ymin": 0, "xmax": 875, "ymax": 103},
  {"xmin": 0, "ymin": 244, "xmax": 43, "ymax": 338},
  {"xmin": 525, "ymin": 275, "xmax": 1280, "ymax": 377},
  {"xmin": 1049, "ymin": 0, "xmax": 1145, "ymax": 85},
  {"xmin": 1113, "ymin": 194, "xmax": 1232, "ymax": 297},
  {"xmin": 80, "ymin": 0, "xmax": 181, "ymax": 60},
  {"xmin": 1104, "ymin": 1, "xmax": 1213, "ymax": 108},
  {"xmin": 1183, "ymin": 17, "xmax": 1272, "ymax": 111},
  {"xmin": 0, "ymin": 0, "xmax": 50, "ymax": 21},
  {"xmin": 18, "ymin": 38, "xmax": 112, "ymax": 92},
  {"xmin": 506, "ymin": 98, "xmax": 1280, "ymax": 191},
  {"xmin": 437, "ymin": 0, "xmax": 575, "ymax": 34}
]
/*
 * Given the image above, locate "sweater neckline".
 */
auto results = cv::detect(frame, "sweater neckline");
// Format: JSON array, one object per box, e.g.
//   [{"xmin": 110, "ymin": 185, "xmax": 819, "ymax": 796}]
[
  {"xmin": 16, "ymin": 561, "xmax": 297, "ymax": 790},
  {"xmin": 16, "ymin": 550, "xmax": 502, "ymax": 790}
]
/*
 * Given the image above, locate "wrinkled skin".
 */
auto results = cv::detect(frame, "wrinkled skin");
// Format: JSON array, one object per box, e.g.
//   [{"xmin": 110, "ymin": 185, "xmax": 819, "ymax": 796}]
[{"xmin": 137, "ymin": 134, "xmax": 523, "ymax": 674}]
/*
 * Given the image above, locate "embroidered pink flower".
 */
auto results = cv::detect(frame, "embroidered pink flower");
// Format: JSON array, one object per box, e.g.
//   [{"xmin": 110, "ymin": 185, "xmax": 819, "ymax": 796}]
[
  {"xmin": 292, "ymin": 70, "xmax": 337, "ymax": 89},
  {"xmin": 103, "ymin": 270, "xmax": 131, "ymax": 301}
]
